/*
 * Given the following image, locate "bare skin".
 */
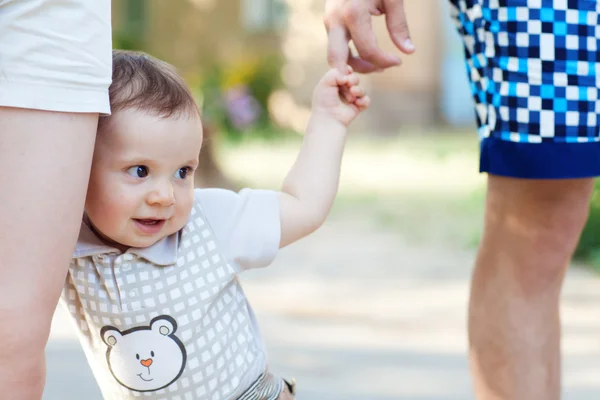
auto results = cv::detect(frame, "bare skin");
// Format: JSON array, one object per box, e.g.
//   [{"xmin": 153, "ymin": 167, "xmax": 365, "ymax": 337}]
[
  {"xmin": 469, "ymin": 176, "xmax": 593, "ymax": 399},
  {"xmin": 0, "ymin": 107, "xmax": 97, "ymax": 398}
]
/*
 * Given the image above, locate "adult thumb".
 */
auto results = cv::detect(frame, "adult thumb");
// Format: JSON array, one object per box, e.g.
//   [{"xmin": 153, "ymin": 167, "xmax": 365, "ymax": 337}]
[{"xmin": 384, "ymin": 0, "xmax": 415, "ymax": 54}]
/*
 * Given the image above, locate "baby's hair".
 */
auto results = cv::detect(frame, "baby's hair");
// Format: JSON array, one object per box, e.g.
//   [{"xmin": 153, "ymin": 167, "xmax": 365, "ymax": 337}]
[{"xmin": 99, "ymin": 50, "xmax": 199, "ymax": 131}]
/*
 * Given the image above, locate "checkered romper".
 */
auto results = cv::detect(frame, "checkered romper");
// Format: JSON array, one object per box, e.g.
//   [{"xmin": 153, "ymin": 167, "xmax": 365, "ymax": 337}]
[
  {"xmin": 61, "ymin": 190, "xmax": 284, "ymax": 400},
  {"xmin": 449, "ymin": 0, "xmax": 600, "ymax": 178}
]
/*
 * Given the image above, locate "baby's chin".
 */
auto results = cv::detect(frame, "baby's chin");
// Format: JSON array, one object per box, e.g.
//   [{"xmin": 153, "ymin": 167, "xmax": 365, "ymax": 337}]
[
  {"xmin": 122, "ymin": 232, "xmax": 172, "ymax": 249},
  {"xmin": 95, "ymin": 229, "xmax": 170, "ymax": 251},
  {"xmin": 124, "ymin": 224, "xmax": 185, "ymax": 249},
  {"xmin": 123, "ymin": 236, "xmax": 162, "ymax": 249},
  {"xmin": 90, "ymin": 218, "xmax": 186, "ymax": 250}
]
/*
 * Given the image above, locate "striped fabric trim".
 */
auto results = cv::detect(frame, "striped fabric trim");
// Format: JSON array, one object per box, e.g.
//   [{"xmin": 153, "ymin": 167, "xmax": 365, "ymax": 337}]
[{"xmin": 237, "ymin": 372, "xmax": 284, "ymax": 400}]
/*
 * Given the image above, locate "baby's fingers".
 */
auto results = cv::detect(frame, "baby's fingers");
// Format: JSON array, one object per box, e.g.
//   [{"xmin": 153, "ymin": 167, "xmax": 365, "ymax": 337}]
[
  {"xmin": 354, "ymin": 95, "xmax": 371, "ymax": 110},
  {"xmin": 344, "ymin": 72, "xmax": 360, "ymax": 88},
  {"xmin": 339, "ymin": 85, "xmax": 354, "ymax": 103},
  {"xmin": 320, "ymin": 67, "xmax": 349, "ymax": 88},
  {"xmin": 349, "ymin": 85, "xmax": 366, "ymax": 99},
  {"xmin": 335, "ymin": 66, "xmax": 354, "ymax": 85}
]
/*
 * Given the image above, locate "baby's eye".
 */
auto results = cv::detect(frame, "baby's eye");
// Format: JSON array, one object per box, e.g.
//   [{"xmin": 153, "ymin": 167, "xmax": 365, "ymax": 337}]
[
  {"xmin": 174, "ymin": 167, "xmax": 192, "ymax": 180},
  {"xmin": 126, "ymin": 166, "xmax": 149, "ymax": 178}
]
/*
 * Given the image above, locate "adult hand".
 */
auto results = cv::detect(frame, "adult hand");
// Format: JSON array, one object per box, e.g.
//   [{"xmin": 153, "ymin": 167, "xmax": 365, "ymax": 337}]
[{"xmin": 324, "ymin": 0, "xmax": 415, "ymax": 73}]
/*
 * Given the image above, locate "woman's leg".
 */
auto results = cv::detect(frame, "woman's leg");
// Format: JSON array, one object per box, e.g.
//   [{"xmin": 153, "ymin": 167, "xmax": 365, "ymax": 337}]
[{"xmin": 0, "ymin": 107, "xmax": 97, "ymax": 398}]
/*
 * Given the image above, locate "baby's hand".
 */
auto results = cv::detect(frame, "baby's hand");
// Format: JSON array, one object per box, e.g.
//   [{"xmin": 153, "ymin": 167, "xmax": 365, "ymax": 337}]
[{"xmin": 312, "ymin": 67, "xmax": 370, "ymax": 127}]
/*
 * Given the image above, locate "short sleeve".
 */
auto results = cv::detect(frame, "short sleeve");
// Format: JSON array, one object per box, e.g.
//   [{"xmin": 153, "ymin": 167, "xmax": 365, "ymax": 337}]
[{"xmin": 194, "ymin": 188, "xmax": 281, "ymax": 272}]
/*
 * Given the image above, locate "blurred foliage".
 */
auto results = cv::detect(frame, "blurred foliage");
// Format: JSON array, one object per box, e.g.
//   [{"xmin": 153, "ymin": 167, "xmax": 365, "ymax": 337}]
[
  {"xmin": 112, "ymin": 0, "xmax": 285, "ymax": 141},
  {"xmin": 112, "ymin": 31, "xmax": 145, "ymax": 51},
  {"xmin": 113, "ymin": 0, "xmax": 147, "ymax": 51},
  {"xmin": 193, "ymin": 55, "xmax": 284, "ymax": 141},
  {"xmin": 574, "ymin": 180, "xmax": 600, "ymax": 271}
]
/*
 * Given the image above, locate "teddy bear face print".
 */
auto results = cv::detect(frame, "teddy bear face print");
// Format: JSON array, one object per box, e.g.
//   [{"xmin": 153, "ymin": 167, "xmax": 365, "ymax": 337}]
[{"xmin": 101, "ymin": 315, "xmax": 187, "ymax": 392}]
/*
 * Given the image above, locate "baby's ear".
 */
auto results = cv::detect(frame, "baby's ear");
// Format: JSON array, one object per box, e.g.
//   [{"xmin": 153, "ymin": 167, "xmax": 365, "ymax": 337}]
[{"xmin": 101, "ymin": 326, "xmax": 122, "ymax": 347}]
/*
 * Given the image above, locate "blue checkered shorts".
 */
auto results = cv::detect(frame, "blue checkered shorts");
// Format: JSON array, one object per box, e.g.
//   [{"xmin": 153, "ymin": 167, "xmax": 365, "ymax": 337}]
[{"xmin": 450, "ymin": 0, "xmax": 600, "ymax": 178}]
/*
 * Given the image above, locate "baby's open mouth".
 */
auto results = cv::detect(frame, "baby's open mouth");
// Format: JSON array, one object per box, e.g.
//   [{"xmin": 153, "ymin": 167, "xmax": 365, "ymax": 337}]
[
  {"xmin": 133, "ymin": 218, "xmax": 166, "ymax": 233},
  {"xmin": 135, "ymin": 219, "xmax": 162, "ymax": 225}
]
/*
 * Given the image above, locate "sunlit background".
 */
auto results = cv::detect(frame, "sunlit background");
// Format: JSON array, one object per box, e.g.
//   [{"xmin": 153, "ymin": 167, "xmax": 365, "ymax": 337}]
[{"xmin": 44, "ymin": 1, "xmax": 600, "ymax": 399}]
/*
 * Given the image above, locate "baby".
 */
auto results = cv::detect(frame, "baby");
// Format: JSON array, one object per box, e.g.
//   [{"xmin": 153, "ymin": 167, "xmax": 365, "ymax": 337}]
[{"xmin": 62, "ymin": 50, "xmax": 369, "ymax": 400}]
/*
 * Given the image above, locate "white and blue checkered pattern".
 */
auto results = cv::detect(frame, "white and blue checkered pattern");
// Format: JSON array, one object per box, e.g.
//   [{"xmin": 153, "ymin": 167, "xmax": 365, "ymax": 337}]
[{"xmin": 449, "ymin": 0, "xmax": 600, "ymax": 178}]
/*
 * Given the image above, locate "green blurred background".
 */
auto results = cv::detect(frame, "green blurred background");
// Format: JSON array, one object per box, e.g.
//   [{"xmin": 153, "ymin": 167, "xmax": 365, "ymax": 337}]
[{"xmin": 109, "ymin": 0, "xmax": 600, "ymax": 269}]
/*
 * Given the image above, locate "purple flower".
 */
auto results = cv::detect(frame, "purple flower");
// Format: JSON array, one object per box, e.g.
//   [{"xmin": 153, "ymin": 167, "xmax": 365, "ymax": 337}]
[{"xmin": 224, "ymin": 85, "xmax": 261, "ymax": 130}]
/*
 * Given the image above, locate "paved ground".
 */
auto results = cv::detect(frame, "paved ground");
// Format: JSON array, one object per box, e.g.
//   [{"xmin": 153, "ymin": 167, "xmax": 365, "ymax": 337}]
[{"xmin": 44, "ymin": 216, "xmax": 600, "ymax": 399}]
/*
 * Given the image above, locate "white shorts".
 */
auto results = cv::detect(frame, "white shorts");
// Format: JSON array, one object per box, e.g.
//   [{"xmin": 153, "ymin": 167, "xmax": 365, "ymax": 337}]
[{"xmin": 0, "ymin": 0, "xmax": 112, "ymax": 114}]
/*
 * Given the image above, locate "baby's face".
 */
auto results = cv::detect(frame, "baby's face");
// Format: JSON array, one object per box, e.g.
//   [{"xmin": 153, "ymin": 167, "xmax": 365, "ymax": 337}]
[{"xmin": 86, "ymin": 108, "xmax": 203, "ymax": 249}]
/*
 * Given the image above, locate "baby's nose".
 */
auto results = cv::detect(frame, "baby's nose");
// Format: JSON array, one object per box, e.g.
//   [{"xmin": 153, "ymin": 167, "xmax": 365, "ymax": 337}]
[{"xmin": 141, "ymin": 358, "xmax": 153, "ymax": 367}]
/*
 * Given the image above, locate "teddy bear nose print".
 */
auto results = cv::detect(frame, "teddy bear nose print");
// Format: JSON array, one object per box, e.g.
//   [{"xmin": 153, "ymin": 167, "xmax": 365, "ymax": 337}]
[{"xmin": 141, "ymin": 358, "xmax": 153, "ymax": 367}]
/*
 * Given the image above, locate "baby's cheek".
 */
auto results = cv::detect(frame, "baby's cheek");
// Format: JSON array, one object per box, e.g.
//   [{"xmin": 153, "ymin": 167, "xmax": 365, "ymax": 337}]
[
  {"xmin": 101, "ymin": 196, "xmax": 133, "ymax": 226},
  {"xmin": 175, "ymin": 199, "xmax": 193, "ymax": 226},
  {"xmin": 105, "ymin": 195, "xmax": 127, "ymax": 214}
]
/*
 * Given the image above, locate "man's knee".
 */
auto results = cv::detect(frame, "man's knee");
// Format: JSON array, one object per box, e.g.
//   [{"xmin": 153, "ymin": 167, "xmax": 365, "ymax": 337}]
[
  {"xmin": 483, "ymin": 176, "xmax": 594, "ymax": 288},
  {"xmin": 486, "ymin": 176, "xmax": 593, "ymax": 245}
]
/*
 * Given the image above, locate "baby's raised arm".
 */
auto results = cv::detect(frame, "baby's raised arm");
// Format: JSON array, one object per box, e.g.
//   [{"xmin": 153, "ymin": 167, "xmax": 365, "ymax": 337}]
[{"xmin": 278, "ymin": 68, "xmax": 370, "ymax": 247}]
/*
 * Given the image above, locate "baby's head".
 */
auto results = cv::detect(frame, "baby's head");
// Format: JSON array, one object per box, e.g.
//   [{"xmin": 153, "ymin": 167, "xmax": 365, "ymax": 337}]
[{"xmin": 86, "ymin": 50, "xmax": 203, "ymax": 250}]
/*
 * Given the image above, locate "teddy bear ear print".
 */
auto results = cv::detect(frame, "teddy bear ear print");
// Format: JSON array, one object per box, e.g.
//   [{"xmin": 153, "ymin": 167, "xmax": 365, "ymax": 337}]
[
  {"xmin": 100, "ymin": 326, "xmax": 122, "ymax": 347},
  {"xmin": 150, "ymin": 315, "xmax": 177, "ymax": 336}
]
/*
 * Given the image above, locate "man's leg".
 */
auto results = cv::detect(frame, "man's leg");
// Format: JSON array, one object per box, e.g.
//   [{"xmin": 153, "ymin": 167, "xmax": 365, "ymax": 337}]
[
  {"xmin": 469, "ymin": 175, "xmax": 594, "ymax": 399},
  {"xmin": 0, "ymin": 107, "xmax": 97, "ymax": 398}
]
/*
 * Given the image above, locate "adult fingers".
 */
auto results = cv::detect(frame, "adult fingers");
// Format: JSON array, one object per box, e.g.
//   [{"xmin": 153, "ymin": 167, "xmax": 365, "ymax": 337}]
[
  {"xmin": 384, "ymin": 0, "xmax": 415, "ymax": 54},
  {"xmin": 344, "ymin": 0, "xmax": 402, "ymax": 69},
  {"xmin": 326, "ymin": 25, "xmax": 352, "ymax": 72}
]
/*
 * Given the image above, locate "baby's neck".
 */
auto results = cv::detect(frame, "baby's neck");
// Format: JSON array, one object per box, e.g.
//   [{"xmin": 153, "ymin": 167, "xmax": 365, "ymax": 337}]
[{"xmin": 85, "ymin": 217, "xmax": 131, "ymax": 253}]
